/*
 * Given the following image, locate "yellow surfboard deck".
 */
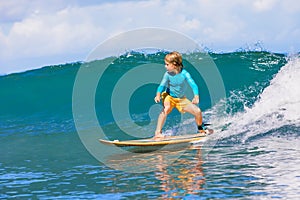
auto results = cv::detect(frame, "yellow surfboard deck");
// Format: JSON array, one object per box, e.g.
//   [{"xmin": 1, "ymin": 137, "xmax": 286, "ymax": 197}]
[{"xmin": 99, "ymin": 133, "xmax": 210, "ymax": 147}]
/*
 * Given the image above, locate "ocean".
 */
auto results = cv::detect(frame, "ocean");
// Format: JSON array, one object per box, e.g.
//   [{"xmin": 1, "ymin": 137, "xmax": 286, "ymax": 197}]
[{"xmin": 1, "ymin": 51, "xmax": 299, "ymax": 199}]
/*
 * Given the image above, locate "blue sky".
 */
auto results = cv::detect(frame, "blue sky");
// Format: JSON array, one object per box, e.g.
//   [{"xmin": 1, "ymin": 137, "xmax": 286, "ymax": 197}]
[{"xmin": 0, "ymin": 0, "xmax": 300, "ymax": 74}]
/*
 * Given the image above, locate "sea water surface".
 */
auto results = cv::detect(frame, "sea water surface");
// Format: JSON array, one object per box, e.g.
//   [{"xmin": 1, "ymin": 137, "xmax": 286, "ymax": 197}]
[{"xmin": 1, "ymin": 51, "xmax": 300, "ymax": 199}]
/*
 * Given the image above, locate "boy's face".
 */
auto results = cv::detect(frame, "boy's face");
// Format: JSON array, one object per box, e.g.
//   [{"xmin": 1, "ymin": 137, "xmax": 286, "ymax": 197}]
[{"xmin": 164, "ymin": 61, "xmax": 176, "ymax": 73}]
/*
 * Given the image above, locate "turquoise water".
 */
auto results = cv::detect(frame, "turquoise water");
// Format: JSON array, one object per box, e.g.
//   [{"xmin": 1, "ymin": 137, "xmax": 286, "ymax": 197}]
[{"xmin": 1, "ymin": 51, "xmax": 300, "ymax": 199}]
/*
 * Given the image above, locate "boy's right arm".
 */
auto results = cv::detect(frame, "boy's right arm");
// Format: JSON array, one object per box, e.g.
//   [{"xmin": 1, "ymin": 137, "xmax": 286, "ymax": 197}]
[{"xmin": 155, "ymin": 72, "xmax": 168, "ymax": 103}]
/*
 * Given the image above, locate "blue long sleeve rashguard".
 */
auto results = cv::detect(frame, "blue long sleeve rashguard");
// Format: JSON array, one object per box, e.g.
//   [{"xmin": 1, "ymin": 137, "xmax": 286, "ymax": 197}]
[{"xmin": 156, "ymin": 69, "xmax": 199, "ymax": 98}]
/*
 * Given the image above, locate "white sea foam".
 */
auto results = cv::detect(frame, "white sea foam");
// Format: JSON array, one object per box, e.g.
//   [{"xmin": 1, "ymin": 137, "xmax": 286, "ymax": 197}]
[{"xmin": 210, "ymin": 56, "xmax": 300, "ymax": 141}]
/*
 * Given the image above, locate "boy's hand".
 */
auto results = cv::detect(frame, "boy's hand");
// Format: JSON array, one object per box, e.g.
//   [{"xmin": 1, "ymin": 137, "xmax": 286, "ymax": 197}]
[
  {"xmin": 192, "ymin": 95, "xmax": 199, "ymax": 104},
  {"xmin": 154, "ymin": 94, "xmax": 161, "ymax": 103}
]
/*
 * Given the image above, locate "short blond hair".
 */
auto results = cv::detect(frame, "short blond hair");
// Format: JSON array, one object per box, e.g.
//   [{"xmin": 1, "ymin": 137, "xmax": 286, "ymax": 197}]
[{"xmin": 165, "ymin": 51, "xmax": 183, "ymax": 71}]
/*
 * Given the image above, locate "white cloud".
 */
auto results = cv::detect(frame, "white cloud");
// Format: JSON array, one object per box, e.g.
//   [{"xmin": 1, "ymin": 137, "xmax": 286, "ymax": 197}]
[
  {"xmin": 253, "ymin": 0, "xmax": 278, "ymax": 12},
  {"xmin": 0, "ymin": 0, "xmax": 300, "ymax": 74}
]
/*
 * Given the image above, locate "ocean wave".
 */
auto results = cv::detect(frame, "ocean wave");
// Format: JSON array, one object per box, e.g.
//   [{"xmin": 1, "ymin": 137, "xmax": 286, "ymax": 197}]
[
  {"xmin": 210, "ymin": 56, "xmax": 300, "ymax": 143},
  {"xmin": 0, "ymin": 51, "xmax": 290, "ymax": 138}
]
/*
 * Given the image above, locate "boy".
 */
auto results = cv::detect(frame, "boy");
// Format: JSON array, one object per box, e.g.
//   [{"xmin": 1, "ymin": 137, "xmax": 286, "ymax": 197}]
[{"xmin": 154, "ymin": 51, "xmax": 210, "ymax": 139}]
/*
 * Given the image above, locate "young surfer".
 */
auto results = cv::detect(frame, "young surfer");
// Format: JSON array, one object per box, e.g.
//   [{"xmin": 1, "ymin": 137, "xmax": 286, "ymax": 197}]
[{"xmin": 154, "ymin": 51, "xmax": 210, "ymax": 139}]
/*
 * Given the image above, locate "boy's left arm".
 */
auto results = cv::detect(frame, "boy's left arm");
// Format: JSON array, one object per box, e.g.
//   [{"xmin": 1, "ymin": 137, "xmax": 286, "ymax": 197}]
[{"xmin": 184, "ymin": 71, "xmax": 199, "ymax": 104}]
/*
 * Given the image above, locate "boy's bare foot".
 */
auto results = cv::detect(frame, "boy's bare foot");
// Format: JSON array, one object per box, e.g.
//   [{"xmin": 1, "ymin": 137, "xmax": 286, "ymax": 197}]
[
  {"xmin": 153, "ymin": 131, "xmax": 165, "ymax": 140},
  {"xmin": 198, "ymin": 129, "xmax": 214, "ymax": 136}
]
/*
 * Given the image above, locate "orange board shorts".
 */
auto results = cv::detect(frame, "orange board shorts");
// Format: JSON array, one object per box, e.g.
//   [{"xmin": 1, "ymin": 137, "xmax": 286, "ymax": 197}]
[{"xmin": 161, "ymin": 92, "xmax": 192, "ymax": 113}]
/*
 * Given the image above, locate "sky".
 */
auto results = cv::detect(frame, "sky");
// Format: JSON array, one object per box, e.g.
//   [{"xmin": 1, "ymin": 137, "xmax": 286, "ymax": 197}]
[{"xmin": 0, "ymin": 0, "xmax": 300, "ymax": 74}]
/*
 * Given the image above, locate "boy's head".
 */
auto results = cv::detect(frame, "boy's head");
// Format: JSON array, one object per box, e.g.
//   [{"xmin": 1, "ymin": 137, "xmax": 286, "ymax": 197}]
[{"xmin": 164, "ymin": 51, "xmax": 183, "ymax": 71}]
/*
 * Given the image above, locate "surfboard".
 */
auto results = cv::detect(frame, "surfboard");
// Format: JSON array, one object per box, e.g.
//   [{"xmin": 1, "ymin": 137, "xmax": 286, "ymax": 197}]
[{"xmin": 99, "ymin": 132, "xmax": 211, "ymax": 147}]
